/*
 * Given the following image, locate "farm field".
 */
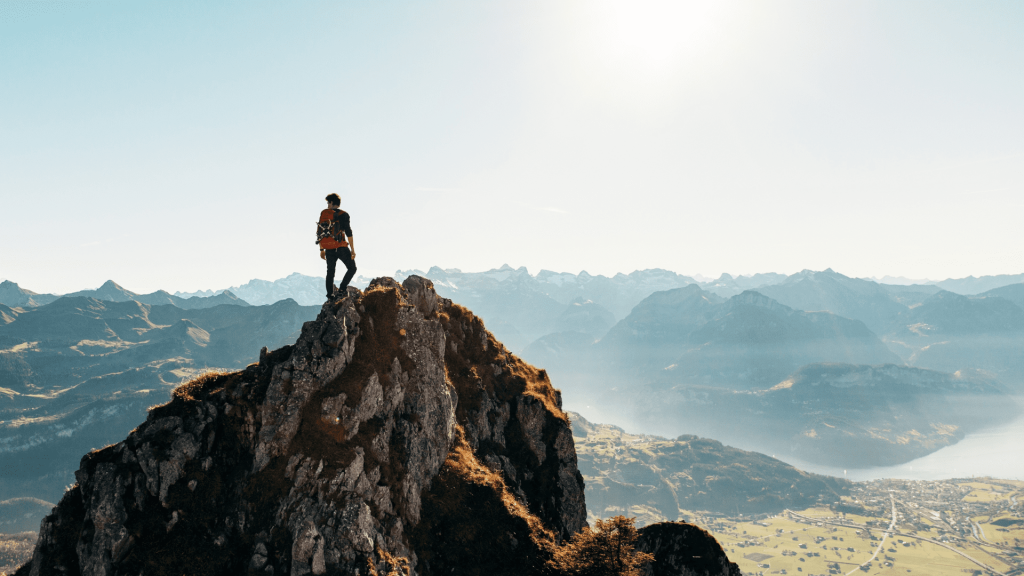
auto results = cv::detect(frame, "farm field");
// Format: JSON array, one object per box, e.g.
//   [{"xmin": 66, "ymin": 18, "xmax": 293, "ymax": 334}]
[{"xmin": 681, "ymin": 478, "xmax": 1024, "ymax": 576}]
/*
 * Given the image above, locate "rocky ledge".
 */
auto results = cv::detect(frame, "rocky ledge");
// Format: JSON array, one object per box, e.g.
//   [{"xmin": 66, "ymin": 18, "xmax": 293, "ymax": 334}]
[
  {"xmin": 637, "ymin": 523, "xmax": 741, "ymax": 576},
  {"xmin": 19, "ymin": 276, "xmax": 738, "ymax": 576}
]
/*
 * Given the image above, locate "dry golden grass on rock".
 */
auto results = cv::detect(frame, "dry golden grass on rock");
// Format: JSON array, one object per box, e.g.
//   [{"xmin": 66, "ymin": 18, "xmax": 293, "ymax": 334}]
[
  {"xmin": 439, "ymin": 303, "xmax": 568, "ymax": 426},
  {"xmin": 0, "ymin": 532, "xmax": 36, "ymax": 576},
  {"xmin": 548, "ymin": 516, "xmax": 653, "ymax": 576},
  {"xmin": 365, "ymin": 547, "xmax": 410, "ymax": 576},
  {"xmin": 410, "ymin": 425, "xmax": 560, "ymax": 575},
  {"xmin": 170, "ymin": 370, "xmax": 229, "ymax": 402}
]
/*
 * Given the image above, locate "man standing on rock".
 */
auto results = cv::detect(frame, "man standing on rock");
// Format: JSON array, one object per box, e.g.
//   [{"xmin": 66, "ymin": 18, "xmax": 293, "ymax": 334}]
[{"xmin": 317, "ymin": 193, "xmax": 357, "ymax": 300}]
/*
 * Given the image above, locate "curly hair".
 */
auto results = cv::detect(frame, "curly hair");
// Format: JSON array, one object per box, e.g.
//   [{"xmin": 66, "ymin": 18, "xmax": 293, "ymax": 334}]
[{"xmin": 325, "ymin": 193, "xmax": 341, "ymax": 206}]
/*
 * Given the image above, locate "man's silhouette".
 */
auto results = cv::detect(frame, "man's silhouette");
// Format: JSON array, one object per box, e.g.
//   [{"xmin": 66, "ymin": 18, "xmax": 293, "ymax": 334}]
[{"xmin": 317, "ymin": 193, "xmax": 357, "ymax": 300}]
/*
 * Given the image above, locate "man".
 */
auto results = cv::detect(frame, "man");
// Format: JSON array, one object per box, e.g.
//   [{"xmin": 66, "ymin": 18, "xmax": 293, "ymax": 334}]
[{"xmin": 317, "ymin": 193, "xmax": 357, "ymax": 300}]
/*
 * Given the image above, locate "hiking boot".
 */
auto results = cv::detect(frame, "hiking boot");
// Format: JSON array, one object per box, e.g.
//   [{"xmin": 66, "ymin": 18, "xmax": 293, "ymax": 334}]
[{"xmin": 330, "ymin": 287, "xmax": 352, "ymax": 301}]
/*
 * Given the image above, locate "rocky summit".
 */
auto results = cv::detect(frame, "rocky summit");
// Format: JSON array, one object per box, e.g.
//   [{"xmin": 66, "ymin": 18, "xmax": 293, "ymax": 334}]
[{"xmin": 17, "ymin": 276, "xmax": 738, "ymax": 576}]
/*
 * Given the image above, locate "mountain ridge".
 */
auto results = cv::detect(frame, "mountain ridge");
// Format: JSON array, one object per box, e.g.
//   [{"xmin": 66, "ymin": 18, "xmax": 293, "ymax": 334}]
[
  {"xmin": 570, "ymin": 412, "xmax": 849, "ymax": 524},
  {"xmin": 0, "ymin": 295, "xmax": 322, "ymax": 507}
]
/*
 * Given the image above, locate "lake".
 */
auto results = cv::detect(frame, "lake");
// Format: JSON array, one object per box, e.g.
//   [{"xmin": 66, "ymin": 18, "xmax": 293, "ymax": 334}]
[{"xmin": 780, "ymin": 409, "xmax": 1024, "ymax": 481}]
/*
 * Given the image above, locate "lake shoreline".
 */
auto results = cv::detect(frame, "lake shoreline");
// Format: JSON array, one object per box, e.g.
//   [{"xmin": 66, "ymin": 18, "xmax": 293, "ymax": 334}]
[{"xmin": 778, "ymin": 406, "xmax": 1024, "ymax": 482}]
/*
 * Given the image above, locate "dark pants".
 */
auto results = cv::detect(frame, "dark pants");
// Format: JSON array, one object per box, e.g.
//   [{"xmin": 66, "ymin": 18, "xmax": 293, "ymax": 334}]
[{"xmin": 326, "ymin": 247, "xmax": 356, "ymax": 297}]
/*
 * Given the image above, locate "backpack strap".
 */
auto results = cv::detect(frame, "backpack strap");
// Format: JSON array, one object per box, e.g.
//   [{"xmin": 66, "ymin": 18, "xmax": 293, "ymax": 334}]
[{"xmin": 331, "ymin": 209, "xmax": 346, "ymax": 242}]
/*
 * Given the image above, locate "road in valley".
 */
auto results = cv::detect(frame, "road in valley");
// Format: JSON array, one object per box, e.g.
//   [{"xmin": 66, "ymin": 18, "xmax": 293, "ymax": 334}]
[
  {"xmin": 972, "ymin": 521, "xmax": 992, "ymax": 543},
  {"xmin": 786, "ymin": 501, "xmax": 1009, "ymax": 576},
  {"xmin": 843, "ymin": 492, "xmax": 896, "ymax": 576}
]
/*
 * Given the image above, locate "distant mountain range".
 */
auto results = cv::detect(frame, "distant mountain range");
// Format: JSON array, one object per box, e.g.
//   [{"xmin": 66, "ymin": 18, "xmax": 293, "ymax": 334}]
[
  {"xmin": 395, "ymin": 265, "xmax": 701, "ymax": 350},
  {"xmin": 524, "ymin": 283, "xmax": 901, "ymax": 390},
  {"xmin": 3, "ymin": 266, "xmax": 1024, "ymax": 478},
  {"xmin": 0, "ymin": 294, "xmax": 319, "ymax": 508},
  {"xmin": 7, "ymin": 266, "xmax": 1024, "ymax": 328},
  {"xmin": 707, "ymin": 270, "xmax": 1024, "ymax": 387},
  {"xmin": 173, "ymin": 272, "xmax": 375, "ymax": 306},
  {"xmin": 0, "ymin": 279, "xmax": 247, "ymax": 310},
  {"xmin": 756, "ymin": 269, "xmax": 909, "ymax": 334},
  {"xmin": 513, "ymin": 269, "xmax": 1023, "ymax": 468},
  {"xmin": 596, "ymin": 287, "xmax": 900, "ymax": 390},
  {"xmin": 0, "ymin": 281, "xmax": 59, "ymax": 308},
  {"xmin": 931, "ymin": 273, "xmax": 1024, "ymax": 295}
]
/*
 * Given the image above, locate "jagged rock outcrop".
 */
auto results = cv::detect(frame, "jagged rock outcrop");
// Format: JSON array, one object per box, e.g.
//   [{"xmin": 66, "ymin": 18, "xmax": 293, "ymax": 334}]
[
  {"xmin": 636, "ymin": 523, "xmax": 741, "ymax": 576},
  {"xmin": 19, "ymin": 277, "xmax": 586, "ymax": 576}
]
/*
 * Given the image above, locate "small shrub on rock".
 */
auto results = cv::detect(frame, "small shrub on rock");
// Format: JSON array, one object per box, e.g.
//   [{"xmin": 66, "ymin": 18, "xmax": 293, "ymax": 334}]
[{"xmin": 549, "ymin": 515, "xmax": 654, "ymax": 576}]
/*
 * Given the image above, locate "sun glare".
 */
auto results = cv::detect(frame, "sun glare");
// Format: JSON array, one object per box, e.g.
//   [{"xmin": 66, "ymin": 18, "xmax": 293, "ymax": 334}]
[{"xmin": 593, "ymin": 0, "xmax": 733, "ymax": 72}]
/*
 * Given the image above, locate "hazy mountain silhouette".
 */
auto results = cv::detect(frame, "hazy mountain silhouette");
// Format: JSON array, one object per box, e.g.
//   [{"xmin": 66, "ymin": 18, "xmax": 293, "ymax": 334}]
[
  {"xmin": 548, "ymin": 287, "xmax": 899, "ymax": 391},
  {"xmin": 0, "ymin": 295, "xmax": 319, "ymax": 506},
  {"xmin": 393, "ymin": 265, "xmax": 703, "ymax": 350},
  {"xmin": 520, "ymin": 331, "xmax": 596, "ymax": 373},
  {"xmin": 517, "ymin": 282, "xmax": 1019, "ymax": 467},
  {"xmin": 931, "ymin": 273, "xmax": 1024, "ymax": 295},
  {"xmin": 553, "ymin": 297, "xmax": 616, "ymax": 339},
  {"xmin": 755, "ymin": 269, "xmax": 907, "ymax": 334},
  {"xmin": 894, "ymin": 290, "xmax": 1024, "ymax": 335},
  {"xmin": 596, "ymin": 284, "xmax": 723, "ymax": 364},
  {"xmin": 62, "ymin": 279, "xmax": 137, "ymax": 302},
  {"xmin": 524, "ymin": 266, "xmax": 703, "ymax": 317},
  {"xmin": 174, "ymin": 271, "xmax": 374, "ymax": 306},
  {"xmin": 659, "ymin": 291, "xmax": 900, "ymax": 389},
  {"xmin": 696, "ymin": 271, "xmax": 789, "ymax": 298},
  {"xmin": 398, "ymin": 267, "xmax": 1024, "ymax": 357},
  {"xmin": 884, "ymin": 291, "xmax": 1024, "ymax": 386},
  {"xmin": 876, "ymin": 283, "xmax": 943, "ymax": 307},
  {"xmin": 0, "ymin": 281, "xmax": 58, "ymax": 308},
  {"xmin": 152, "ymin": 267, "xmax": 1024, "ymax": 354},
  {"xmin": 62, "ymin": 279, "xmax": 250, "ymax": 309},
  {"xmin": 979, "ymin": 282, "xmax": 1024, "ymax": 310}
]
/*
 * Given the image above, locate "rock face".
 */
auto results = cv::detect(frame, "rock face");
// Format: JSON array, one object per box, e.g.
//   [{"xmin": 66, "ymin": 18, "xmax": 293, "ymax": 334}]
[
  {"xmin": 20, "ymin": 277, "xmax": 586, "ymax": 576},
  {"xmin": 636, "ymin": 523, "xmax": 741, "ymax": 576}
]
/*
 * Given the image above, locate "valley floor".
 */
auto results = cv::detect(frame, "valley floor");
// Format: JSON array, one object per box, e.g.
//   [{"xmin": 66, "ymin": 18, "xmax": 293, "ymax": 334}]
[{"xmin": 612, "ymin": 478, "xmax": 1024, "ymax": 576}]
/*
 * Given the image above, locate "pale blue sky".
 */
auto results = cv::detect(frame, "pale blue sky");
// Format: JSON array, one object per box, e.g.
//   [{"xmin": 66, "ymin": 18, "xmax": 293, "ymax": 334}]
[{"xmin": 2, "ymin": 1, "xmax": 1022, "ymax": 294}]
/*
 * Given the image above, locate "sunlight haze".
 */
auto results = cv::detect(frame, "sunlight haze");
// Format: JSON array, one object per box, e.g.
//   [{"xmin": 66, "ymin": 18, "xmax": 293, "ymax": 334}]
[{"xmin": 1, "ymin": 0, "xmax": 1022, "ymax": 294}]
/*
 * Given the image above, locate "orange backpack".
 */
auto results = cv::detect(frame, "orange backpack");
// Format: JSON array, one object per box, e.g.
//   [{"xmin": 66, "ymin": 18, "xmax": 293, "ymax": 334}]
[{"xmin": 315, "ymin": 209, "xmax": 348, "ymax": 248}]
